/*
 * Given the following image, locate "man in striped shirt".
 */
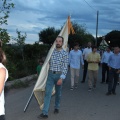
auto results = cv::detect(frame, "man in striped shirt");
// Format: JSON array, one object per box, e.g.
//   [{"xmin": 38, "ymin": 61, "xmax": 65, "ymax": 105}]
[{"xmin": 39, "ymin": 36, "xmax": 69, "ymax": 119}]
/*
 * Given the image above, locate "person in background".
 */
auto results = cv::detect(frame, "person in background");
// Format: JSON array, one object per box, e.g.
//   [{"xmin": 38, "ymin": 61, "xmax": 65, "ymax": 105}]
[
  {"xmin": 0, "ymin": 49, "xmax": 8, "ymax": 120},
  {"xmin": 87, "ymin": 46, "xmax": 101, "ymax": 91},
  {"xmin": 0, "ymin": 40, "xmax": 2, "ymax": 47},
  {"xmin": 106, "ymin": 46, "xmax": 120, "ymax": 95},
  {"xmin": 117, "ymin": 49, "xmax": 120, "ymax": 85},
  {"xmin": 101, "ymin": 46, "xmax": 113, "ymax": 84},
  {"xmin": 38, "ymin": 36, "xmax": 69, "ymax": 119},
  {"xmin": 36, "ymin": 59, "xmax": 43, "ymax": 76},
  {"xmin": 69, "ymin": 43, "xmax": 84, "ymax": 90},
  {"xmin": 81, "ymin": 46, "xmax": 85, "ymax": 53},
  {"xmin": 81, "ymin": 42, "xmax": 92, "ymax": 83}
]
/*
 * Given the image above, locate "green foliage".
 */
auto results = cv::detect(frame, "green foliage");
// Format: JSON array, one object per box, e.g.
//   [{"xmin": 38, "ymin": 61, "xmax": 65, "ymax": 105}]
[
  {"xmin": 38, "ymin": 22, "xmax": 95, "ymax": 48},
  {"xmin": 0, "ymin": 28, "xmax": 10, "ymax": 43},
  {"xmin": 39, "ymin": 27, "xmax": 60, "ymax": 45},
  {"xmin": 97, "ymin": 30, "xmax": 120, "ymax": 47},
  {"xmin": 105, "ymin": 30, "xmax": 120, "ymax": 47},
  {"xmin": 72, "ymin": 22, "xmax": 86, "ymax": 34},
  {"xmin": 14, "ymin": 29, "xmax": 27, "ymax": 46},
  {"xmin": 68, "ymin": 22, "xmax": 95, "ymax": 48},
  {"xmin": 3, "ymin": 44, "xmax": 49, "ymax": 81},
  {"xmin": 0, "ymin": 0, "xmax": 14, "ymax": 44},
  {"xmin": 97, "ymin": 36, "xmax": 102, "ymax": 47},
  {"xmin": 24, "ymin": 43, "xmax": 49, "ymax": 60},
  {"xmin": 12, "ymin": 29, "xmax": 27, "ymax": 61},
  {"xmin": 0, "ymin": 0, "xmax": 14, "ymax": 25}
]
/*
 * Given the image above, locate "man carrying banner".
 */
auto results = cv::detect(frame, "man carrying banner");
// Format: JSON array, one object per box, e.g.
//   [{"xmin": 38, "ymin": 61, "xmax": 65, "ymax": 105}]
[{"xmin": 38, "ymin": 36, "xmax": 69, "ymax": 119}]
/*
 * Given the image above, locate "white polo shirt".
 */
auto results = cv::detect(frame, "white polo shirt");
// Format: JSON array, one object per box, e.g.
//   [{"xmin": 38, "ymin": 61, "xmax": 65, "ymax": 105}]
[{"xmin": 83, "ymin": 47, "xmax": 92, "ymax": 60}]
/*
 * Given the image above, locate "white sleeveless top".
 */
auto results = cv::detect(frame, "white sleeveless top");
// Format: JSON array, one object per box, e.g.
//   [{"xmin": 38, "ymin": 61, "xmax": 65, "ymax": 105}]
[{"xmin": 0, "ymin": 63, "xmax": 8, "ymax": 115}]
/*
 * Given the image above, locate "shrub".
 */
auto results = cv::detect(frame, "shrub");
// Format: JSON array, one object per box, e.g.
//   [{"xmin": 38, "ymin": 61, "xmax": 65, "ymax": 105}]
[{"xmin": 3, "ymin": 44, "xmax": 49, "ymax": 81}]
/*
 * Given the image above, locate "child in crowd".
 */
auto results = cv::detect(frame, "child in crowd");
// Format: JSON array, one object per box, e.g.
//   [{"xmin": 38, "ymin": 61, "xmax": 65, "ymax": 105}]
[{"xmin": 36, "ymin": 59, "xmax": 43, "ymax": 76}]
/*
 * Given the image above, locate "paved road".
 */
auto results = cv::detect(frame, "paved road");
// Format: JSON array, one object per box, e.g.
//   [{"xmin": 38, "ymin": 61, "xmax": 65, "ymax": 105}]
[{"xmin": 5, "ymin": 68, "xmax": 120, "ymax": 120}]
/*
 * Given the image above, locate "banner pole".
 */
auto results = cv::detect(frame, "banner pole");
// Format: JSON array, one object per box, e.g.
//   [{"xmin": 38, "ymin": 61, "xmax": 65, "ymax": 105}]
[{"xmin": 24, "ymin": 91, "xmax": 34, "ymax": 112}]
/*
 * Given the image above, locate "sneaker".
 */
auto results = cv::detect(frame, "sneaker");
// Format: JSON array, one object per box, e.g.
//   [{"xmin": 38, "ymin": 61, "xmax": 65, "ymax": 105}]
[
  {"xmin": 112, "ymin": 91, "xmax": 116, "ymax": 95},
  {"xmin": 70, "ymin": 87, "xmax": 74, "ymax": 90},
  {"xmin": 54, "ymin": 109, "xmax": 59, "ymax": 114},
  {"xmin": 88, "ymin": 88, "xmax": 92, "ymax": 91},
  {"xmin": 75, "ymin": 84, "xmax": 78, "ymax": 89},
  {"xmin": 106, "ymin": 92, "xmax": 112, "ymax": 96},
  {"xmin": 117, "ymin": 82, "xmax": 119, "ymax": 85},
  {"xmin": 93, "ymin": 85, "xmax": 96, "ymax": 89},
  {"xmin": 37, "ymin": 113, "xmax": 48, "ymax": 119}
]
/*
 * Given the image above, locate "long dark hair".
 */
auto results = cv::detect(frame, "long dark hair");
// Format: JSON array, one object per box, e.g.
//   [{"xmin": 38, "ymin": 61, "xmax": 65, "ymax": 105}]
[{"xmin": 0, "ymin": 48, "xmax": 6, "ymax": 65}]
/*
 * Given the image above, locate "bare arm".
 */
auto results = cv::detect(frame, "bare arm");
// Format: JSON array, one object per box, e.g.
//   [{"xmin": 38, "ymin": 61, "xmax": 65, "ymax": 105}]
[{"xmin": 0, "ymin": 68, "xmax": 6, "ymax": 95}]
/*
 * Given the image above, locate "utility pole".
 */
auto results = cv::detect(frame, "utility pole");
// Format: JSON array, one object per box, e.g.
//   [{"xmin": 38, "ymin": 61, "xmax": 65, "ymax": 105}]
[{"xmin": 95, "ymin": 10, "xmax": 99, "ymax": 46}]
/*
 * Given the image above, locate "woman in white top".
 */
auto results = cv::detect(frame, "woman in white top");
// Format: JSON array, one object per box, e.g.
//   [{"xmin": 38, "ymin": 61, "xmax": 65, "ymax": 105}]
[{"xmin": 0, "ymin": 48, "xmax": 8, "ymax": 120}]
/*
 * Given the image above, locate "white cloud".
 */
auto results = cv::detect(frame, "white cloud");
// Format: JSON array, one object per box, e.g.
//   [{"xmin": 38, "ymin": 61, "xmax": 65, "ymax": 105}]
[{"xmin": 2, "ymin": 0, "xmax": 120, "ymax": 43}]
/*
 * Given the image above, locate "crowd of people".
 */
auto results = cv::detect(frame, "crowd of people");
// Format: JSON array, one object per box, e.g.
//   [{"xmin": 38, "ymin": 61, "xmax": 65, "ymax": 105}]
[
  {"xmin": 69, "ymin": 41, "xmax": 120, "ymax": 94},
  {"xmin": 0, "ymin": 36, "xmax": 119, "ymax": 120},
  {"xmin": 38, "ymin": 37, "xmax": 120, "ymax": 119}
]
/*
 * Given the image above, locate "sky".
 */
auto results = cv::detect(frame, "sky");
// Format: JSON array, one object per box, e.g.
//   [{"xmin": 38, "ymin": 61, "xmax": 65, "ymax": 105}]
[{"xmin": 3, "ymin": 0, "xmax": 120, "ymax": 44}]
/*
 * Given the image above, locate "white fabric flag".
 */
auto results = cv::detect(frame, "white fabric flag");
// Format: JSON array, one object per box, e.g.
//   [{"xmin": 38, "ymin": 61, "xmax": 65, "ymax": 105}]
[{"xmin": 33, "ymin": 17, "xmax": 73, "ymax": 110}]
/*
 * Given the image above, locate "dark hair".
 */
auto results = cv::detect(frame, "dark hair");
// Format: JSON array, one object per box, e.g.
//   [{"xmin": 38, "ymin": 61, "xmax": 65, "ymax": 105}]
[
  {"xmin": 106, "ymin": 46, "xmax": 111, "ymax": 50},
  {"xmin": 57, "ymin": 36, "xmax": 64, "ymax": 43},
  {"xmin": 38, "ymin": 59, "xmax": 43, "ymax": 63},
  {"xmin": 92, "ymin": 46, "xmax": 97, "ymax": 51},
  {"xmin": 74, "ymin": 42, "xmax": 79, "ymax": 47},
  {"xmin": 0, "ymin": 48, "xmax": 6, "ymax": 65}
]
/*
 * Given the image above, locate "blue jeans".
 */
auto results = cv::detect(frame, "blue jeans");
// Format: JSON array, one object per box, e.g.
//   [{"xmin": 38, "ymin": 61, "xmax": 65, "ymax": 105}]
[{"xmin": 42, "ymin": 71, "xmax": 62, "ymax": 115}]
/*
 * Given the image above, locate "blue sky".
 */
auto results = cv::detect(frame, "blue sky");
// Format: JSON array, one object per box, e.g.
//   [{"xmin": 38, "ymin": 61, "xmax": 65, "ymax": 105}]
[{"xmin": 3, "ymin": 0, "xmax": 120, "ymax": 44}]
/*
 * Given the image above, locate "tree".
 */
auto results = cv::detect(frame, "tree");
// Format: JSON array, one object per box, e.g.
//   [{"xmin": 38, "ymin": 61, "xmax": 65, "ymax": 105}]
[
  {"xmin": 0, "ymin": 28, "xmax": 10, "ymax": 43},
  {"xmin": 0, "ymin": 0, "xmax": 14, "ymax": 44},
  {"xmin": 97, "ymin": 36, "xmax": 102, "ymax": 47},
  {"xmin": 13, "ymin": 29, "xmax": 27, "ymax": 61},
  {"xmin": 68, "ymin": 22, "xmax": 95, "ymax": 48},
  {"xmin": 105, "ymin": 30, "xmax": 120, "ymax": 47},
  {"xmin": 39, "ymin": 27, "xmax": 60, "ymax": 45},
  {"xmin": 14, "ymin": 29, "xmax": 27, "ymax": 46},
  {"xmin": 38, "ymin": 22, "xmax": 95, "ymax": 47}
]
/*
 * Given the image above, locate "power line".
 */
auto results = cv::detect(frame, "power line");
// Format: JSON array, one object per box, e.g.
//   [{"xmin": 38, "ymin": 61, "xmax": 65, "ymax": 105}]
[{"xmin": 83, "ymin": 0, "xmax": 97, "ymax": 12}]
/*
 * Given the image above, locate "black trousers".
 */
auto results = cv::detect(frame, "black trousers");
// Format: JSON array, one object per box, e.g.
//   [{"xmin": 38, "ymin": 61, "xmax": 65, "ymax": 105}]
[
  {"xmin": 82, "ymin": 60, "xmax": 88, "ymax": 82},
  {"xmin": 102, "ymin": 63, "xmax": 109, "ymax": 82},
  {"xmin": 0, "ymin": 115, "xmax": 5, "ymax": 120},
  {"xmin": 108, "ymin": 68, "xmax": 119, "ymax": 93}
]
